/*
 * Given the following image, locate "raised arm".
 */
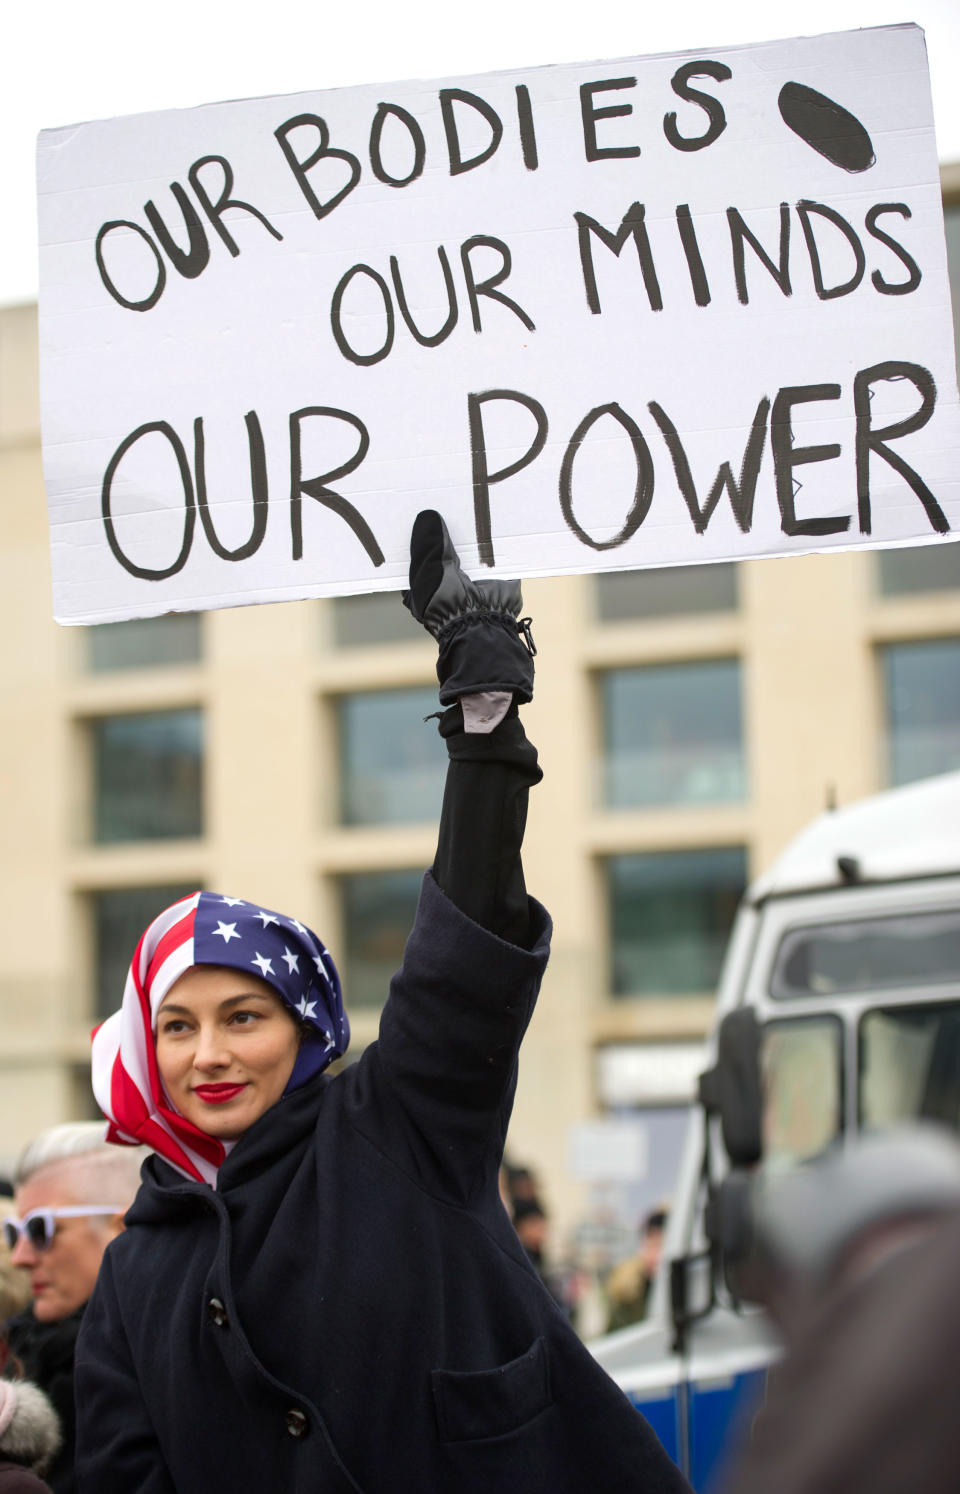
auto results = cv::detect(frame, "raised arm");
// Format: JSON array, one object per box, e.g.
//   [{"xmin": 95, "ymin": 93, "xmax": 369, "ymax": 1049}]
[{"xmin": 369, "ymin": 513, "xmax": 551, "ymax": 1199}]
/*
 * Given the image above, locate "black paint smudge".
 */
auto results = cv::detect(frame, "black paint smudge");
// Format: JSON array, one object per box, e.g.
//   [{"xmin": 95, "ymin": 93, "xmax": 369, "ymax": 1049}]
[{"xmin": 778, "ymin": 82, "xmax": 876, "ymax": 172}]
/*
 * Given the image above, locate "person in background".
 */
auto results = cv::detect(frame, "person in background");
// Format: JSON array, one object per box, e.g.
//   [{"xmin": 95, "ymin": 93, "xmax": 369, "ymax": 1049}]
[
  {"xmin": 0, "ymin": 1205, "xmax": 31, "ymax": 1376},
  {"xmin": 606, "ymin": 1208, "xmax": 669, "ymax": 1333},
  {"xmin": 4, "ymin": 1125, "xmax": 145, "ymax": 1494},
  {"xmin": 513, "ymin": 1197, "xmax": 551, "ymax": 1275},
  {"xmin": 512, "ymin": 1198, "xmax": 576, "ymax": 1319},
  {"xmin": 0, "ymin": 1379, "xmax": 61, "ymax": 1494},
  {"xmin": 502, "ymin": 1161, "xmax": 540, "ymax": 1212}
]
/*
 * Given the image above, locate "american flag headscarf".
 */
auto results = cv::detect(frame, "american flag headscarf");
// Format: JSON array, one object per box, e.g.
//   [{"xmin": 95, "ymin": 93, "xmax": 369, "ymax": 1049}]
[{"xmin": 91, "ymin": 891, "xmax": 349, "ymax": 1185}]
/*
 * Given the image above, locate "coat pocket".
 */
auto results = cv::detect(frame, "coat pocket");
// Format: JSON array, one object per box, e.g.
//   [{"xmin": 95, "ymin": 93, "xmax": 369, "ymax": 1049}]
[{"xmin": 431, "ymin": 1336, "xmax": 553, "ymax": 1443}]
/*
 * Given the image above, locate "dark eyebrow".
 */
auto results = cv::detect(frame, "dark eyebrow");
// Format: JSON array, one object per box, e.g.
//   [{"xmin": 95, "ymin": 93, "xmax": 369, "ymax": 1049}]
[{"xmin": 159, "ymin": 992, "xmax": 275, "ymax": 1018}]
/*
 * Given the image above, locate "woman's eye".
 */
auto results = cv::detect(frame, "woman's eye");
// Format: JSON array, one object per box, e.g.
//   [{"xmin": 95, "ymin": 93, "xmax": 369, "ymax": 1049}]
[
  {"xmin": 161, "ymin": 1020, "xmax": 188, "ymax": 1035},
  {"xmin": 230, "ymin": 1010, "xmax": 259, "ymax": 1026}
]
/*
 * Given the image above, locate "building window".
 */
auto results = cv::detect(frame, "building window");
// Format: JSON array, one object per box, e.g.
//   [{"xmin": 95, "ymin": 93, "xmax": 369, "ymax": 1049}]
[
  {"xmin": 601, "ymin": 660, "xmax": 745, "ymax": 807},
  {"xmin": 877, "ymin": 544, "xmax": 960, "ymax": 596},
  {"xmin": 330, "ymin": 593, "xmax": 424, "ymax": 647},
  {"xmin": 86, "ymin": 614, "xmax": 201, "ymax": 671},
  {"xmin": 338, "ymin": 688, "xmax": 446, "ymax": 825},
  {"xmin": 341, "ymin": 868, "xmax": 422, "ymax": 1008},
  {"xmin": 92, "ymin": 708, "xmax": 204, "ymax": 842},
  {"xmin": 92, "ymin": 884, "xmax": 199, "ymax": 1020},
  {"xmin": 608, "ymin": 847, "xmax": 747, "ymax": 997},
  {"xmin": 596, "ymin": 564, "xmax": 738, "ymax": 622},
  {"xmin": 882, "ymin": 639, "xmax": 960, "ymax": 785}
]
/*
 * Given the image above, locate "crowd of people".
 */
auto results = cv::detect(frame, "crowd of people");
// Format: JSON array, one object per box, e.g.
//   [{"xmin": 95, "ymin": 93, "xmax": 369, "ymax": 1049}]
[
  {"xmin": 500, "ymin": 1161, "xmax": 670, "ymax": 1336},
  {"xmin": 0, "ymin": 1121, "xmax": 671, "ymax": 1493},
  {"xmin": 5, "ymin": 514, "xmax": 954, "ymax": 1493},
  {"xmin": 0, "ymin": 1142, "xmax": 672, "ymax": 1491}
]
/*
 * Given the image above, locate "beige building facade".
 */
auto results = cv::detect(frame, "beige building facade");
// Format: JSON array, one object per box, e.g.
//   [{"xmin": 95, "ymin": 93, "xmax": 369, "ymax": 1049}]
[{"xmin": 1, "ymin": 169, "xmax": 959, "ymax": 1249}]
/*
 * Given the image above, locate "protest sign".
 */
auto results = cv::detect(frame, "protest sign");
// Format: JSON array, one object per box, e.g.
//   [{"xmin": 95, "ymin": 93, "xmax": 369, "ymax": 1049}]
[{"xmin": 37, "ymin": 23, "xmax": 960, "ymax": 623}]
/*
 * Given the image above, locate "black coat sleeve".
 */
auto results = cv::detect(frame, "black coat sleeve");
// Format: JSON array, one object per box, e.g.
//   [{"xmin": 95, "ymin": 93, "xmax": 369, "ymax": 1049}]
[
  {"xmin": 370, "ymin": 871, "xmax": 551, "ymax": 1202},
  {"xmin": 431, "ymin": 705, "xmax": 542, "ymax": 948},
  {"xmin": 356, "ymin": 705, "xmax": 549, "ymax": 1200},
  {"xmin": 74, "ymin": 1253, "xmax": 176, "ymax": 1494}
]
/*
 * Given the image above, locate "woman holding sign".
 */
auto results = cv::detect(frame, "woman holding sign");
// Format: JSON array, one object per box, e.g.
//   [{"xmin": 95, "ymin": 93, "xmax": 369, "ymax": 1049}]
[{"xmin": 74, "ymin": 513, "xmax": 690, "ymax": 1494}]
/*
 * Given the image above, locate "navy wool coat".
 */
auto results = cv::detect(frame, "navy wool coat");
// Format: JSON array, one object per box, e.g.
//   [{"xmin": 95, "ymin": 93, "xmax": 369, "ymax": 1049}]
[{"xmin": 75, "ymin": 873, "xmax": 691, "ymax": 1494}]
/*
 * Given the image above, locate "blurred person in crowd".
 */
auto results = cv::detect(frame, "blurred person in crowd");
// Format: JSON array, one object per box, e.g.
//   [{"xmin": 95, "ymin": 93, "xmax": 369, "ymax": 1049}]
[
  {"xmin": 0, "ymin": 1202, "xmax": 32, "ymax": 1375},
  {"xmin": 502, "ymin": 1161, "xmax": 540, "ymax": 1209},
  {"xmin": 513, "ymin": 1196, "xmax": 550, "ymax": 1273},
  {"xmin": 4, "ymin": 1124, "xmax": 144, "ymax": 1494},
  {"xmin": 512, "ymin": 1198, "xmax": 578, "ymax": 1321},
  {"xmin": 606, "ymin": 1207, "xmax": 669, "ymax": 1333},
  {"xmin": 73, "ymin": 515, "xmax": 692, "ymax": 1494},
  {"xmin": 0, "ymin": 1378, "xmax": 61, "ymax": 1494},
  {"xmin": 719, "ymin": 1127, "xmax": 960, "ymax": 1494}
]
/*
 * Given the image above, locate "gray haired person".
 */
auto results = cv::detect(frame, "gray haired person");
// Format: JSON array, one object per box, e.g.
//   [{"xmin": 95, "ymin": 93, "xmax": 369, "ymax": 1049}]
[{"xmin": 3, "ymin": 1125, "xmax": 145, "ymax": 1494}]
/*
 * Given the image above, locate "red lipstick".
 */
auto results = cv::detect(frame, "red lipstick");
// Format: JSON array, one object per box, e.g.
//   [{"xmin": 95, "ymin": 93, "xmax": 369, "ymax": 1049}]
[{"xmin": 193, "ymin": 1083, "xmax": 248, "ymax": 1104}]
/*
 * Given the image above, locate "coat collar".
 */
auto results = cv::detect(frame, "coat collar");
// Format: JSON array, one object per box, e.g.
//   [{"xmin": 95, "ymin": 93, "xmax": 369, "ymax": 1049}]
[{"xmin": 127, "ymin": 1070, "xmax": 332, "ymax": 1221}]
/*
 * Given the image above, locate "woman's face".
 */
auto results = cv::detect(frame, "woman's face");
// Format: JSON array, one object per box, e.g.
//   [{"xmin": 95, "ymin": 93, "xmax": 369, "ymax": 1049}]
[{"xmin": 156, "ymin": 966, "xmax": 300, "ymax": 1139}]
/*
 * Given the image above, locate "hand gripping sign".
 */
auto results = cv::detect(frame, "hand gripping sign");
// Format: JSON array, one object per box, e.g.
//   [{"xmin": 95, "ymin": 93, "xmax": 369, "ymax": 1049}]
[{"xmin": 37, "ymin": 24, "xmax": 960, "ymax": 623}]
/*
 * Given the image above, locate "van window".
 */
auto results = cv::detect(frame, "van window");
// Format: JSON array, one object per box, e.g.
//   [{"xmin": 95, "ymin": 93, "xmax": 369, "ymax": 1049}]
[
  {"xmin": 860, "ymin": 1003, "xmax": 960, "ymax": 1132},
  {"xmin": 762, "ymin": 1016, "xmax": 843, "ymax": 1166},
  {"xmin": 770, "ymin": 910, "xmax": 960, "ymax": 999}
]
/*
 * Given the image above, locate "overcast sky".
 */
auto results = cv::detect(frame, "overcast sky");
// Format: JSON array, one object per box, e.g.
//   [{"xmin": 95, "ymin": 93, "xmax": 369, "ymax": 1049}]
[{"xmin": 4, "ymin": 0, "xmax": 959, "ymax": 307}]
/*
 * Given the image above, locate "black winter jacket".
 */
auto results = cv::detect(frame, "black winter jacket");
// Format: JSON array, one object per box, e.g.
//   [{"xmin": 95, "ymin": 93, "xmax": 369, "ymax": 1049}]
[
  {"xmin": 75, "ymin": 873, "xmax": 690, "ymax": 1494},
  {"xmin": 5, "ymin": 1308, "xmax": 81, "ymax": 1494}
]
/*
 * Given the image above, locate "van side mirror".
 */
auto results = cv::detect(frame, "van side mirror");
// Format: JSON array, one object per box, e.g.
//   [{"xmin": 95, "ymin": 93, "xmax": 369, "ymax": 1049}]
[
  {"xmin": 669, "ymin": 1250, "xmax": 715, "ymax": 1353},
  {"xmin": 699, "ymin": 1009, "xmax": 763, "ymax": 1167}
]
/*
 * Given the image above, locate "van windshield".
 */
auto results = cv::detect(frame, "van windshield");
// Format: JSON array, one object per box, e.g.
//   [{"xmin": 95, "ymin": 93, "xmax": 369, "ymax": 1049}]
[
  {"xmin": 771, "ymin": 910, "xmax": 960, "ymax": 999},
  {"xmin": 860, "ymin": 1003, "xmax": 960, "ymax": 1132}
]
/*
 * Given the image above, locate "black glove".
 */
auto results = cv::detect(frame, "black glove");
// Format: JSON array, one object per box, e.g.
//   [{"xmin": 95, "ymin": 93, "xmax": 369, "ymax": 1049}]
[{"xmin": 403, "ymin": 510, "xmax": 535, "ymax": 705}]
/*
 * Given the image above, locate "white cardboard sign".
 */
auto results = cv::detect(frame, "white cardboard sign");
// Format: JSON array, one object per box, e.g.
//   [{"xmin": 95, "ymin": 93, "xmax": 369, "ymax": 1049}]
[{"xmin": 37, "ymin": 24, "xmax": 960, "ymax": 624}]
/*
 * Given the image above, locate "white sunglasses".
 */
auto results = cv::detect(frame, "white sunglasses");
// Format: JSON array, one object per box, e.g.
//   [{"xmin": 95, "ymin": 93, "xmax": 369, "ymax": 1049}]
[{"xmin": 2, "ymin": 1206, "xmax": 126, "ymax": 1253}]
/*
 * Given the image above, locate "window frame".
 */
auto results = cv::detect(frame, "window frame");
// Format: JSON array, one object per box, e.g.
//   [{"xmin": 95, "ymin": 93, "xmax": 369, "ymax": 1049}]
[
  {"xmin": 598, "ymin": 657, "xmax": 747, "ymax": 811},
  {"xmin": 336, "ymin": 685, "xmax": 448, "ymax": 828},
  {"xmin": 880, "ymin": 636, "xmax": 960, "ymax": 788},
  {"xmin": 605, "ymin": 844, "xmax": 748, "ymax": 1000},
  {"xmin": 88, "ymin": 705, "xmax": 205, "ymax": 845}
]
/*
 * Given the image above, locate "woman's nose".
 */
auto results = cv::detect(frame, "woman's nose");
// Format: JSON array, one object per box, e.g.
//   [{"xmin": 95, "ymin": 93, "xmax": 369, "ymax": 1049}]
[
  {"xmin": 10, "ymin": 1232, "xmax": 38, "ymax": 1267},
  {"xmin": 193, "ymin": 1028, "xmax": 231, "ymax": 1071}
]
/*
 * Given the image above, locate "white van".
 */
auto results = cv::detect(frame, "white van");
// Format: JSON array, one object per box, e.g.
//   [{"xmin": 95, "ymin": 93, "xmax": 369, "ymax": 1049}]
[{"xmin": 589, "ymin": 769, "xmax": 960, "ymax": 1491}]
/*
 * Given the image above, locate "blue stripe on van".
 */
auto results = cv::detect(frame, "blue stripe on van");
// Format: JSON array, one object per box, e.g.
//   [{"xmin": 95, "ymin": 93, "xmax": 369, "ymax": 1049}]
[
  {"xmin": 629, "ymin": 1391, "xmax": 681, "ymax": 1466},
  {"xmin": 691, "ymin": 1368, "xmax": 766, "ymax": 1492}
]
